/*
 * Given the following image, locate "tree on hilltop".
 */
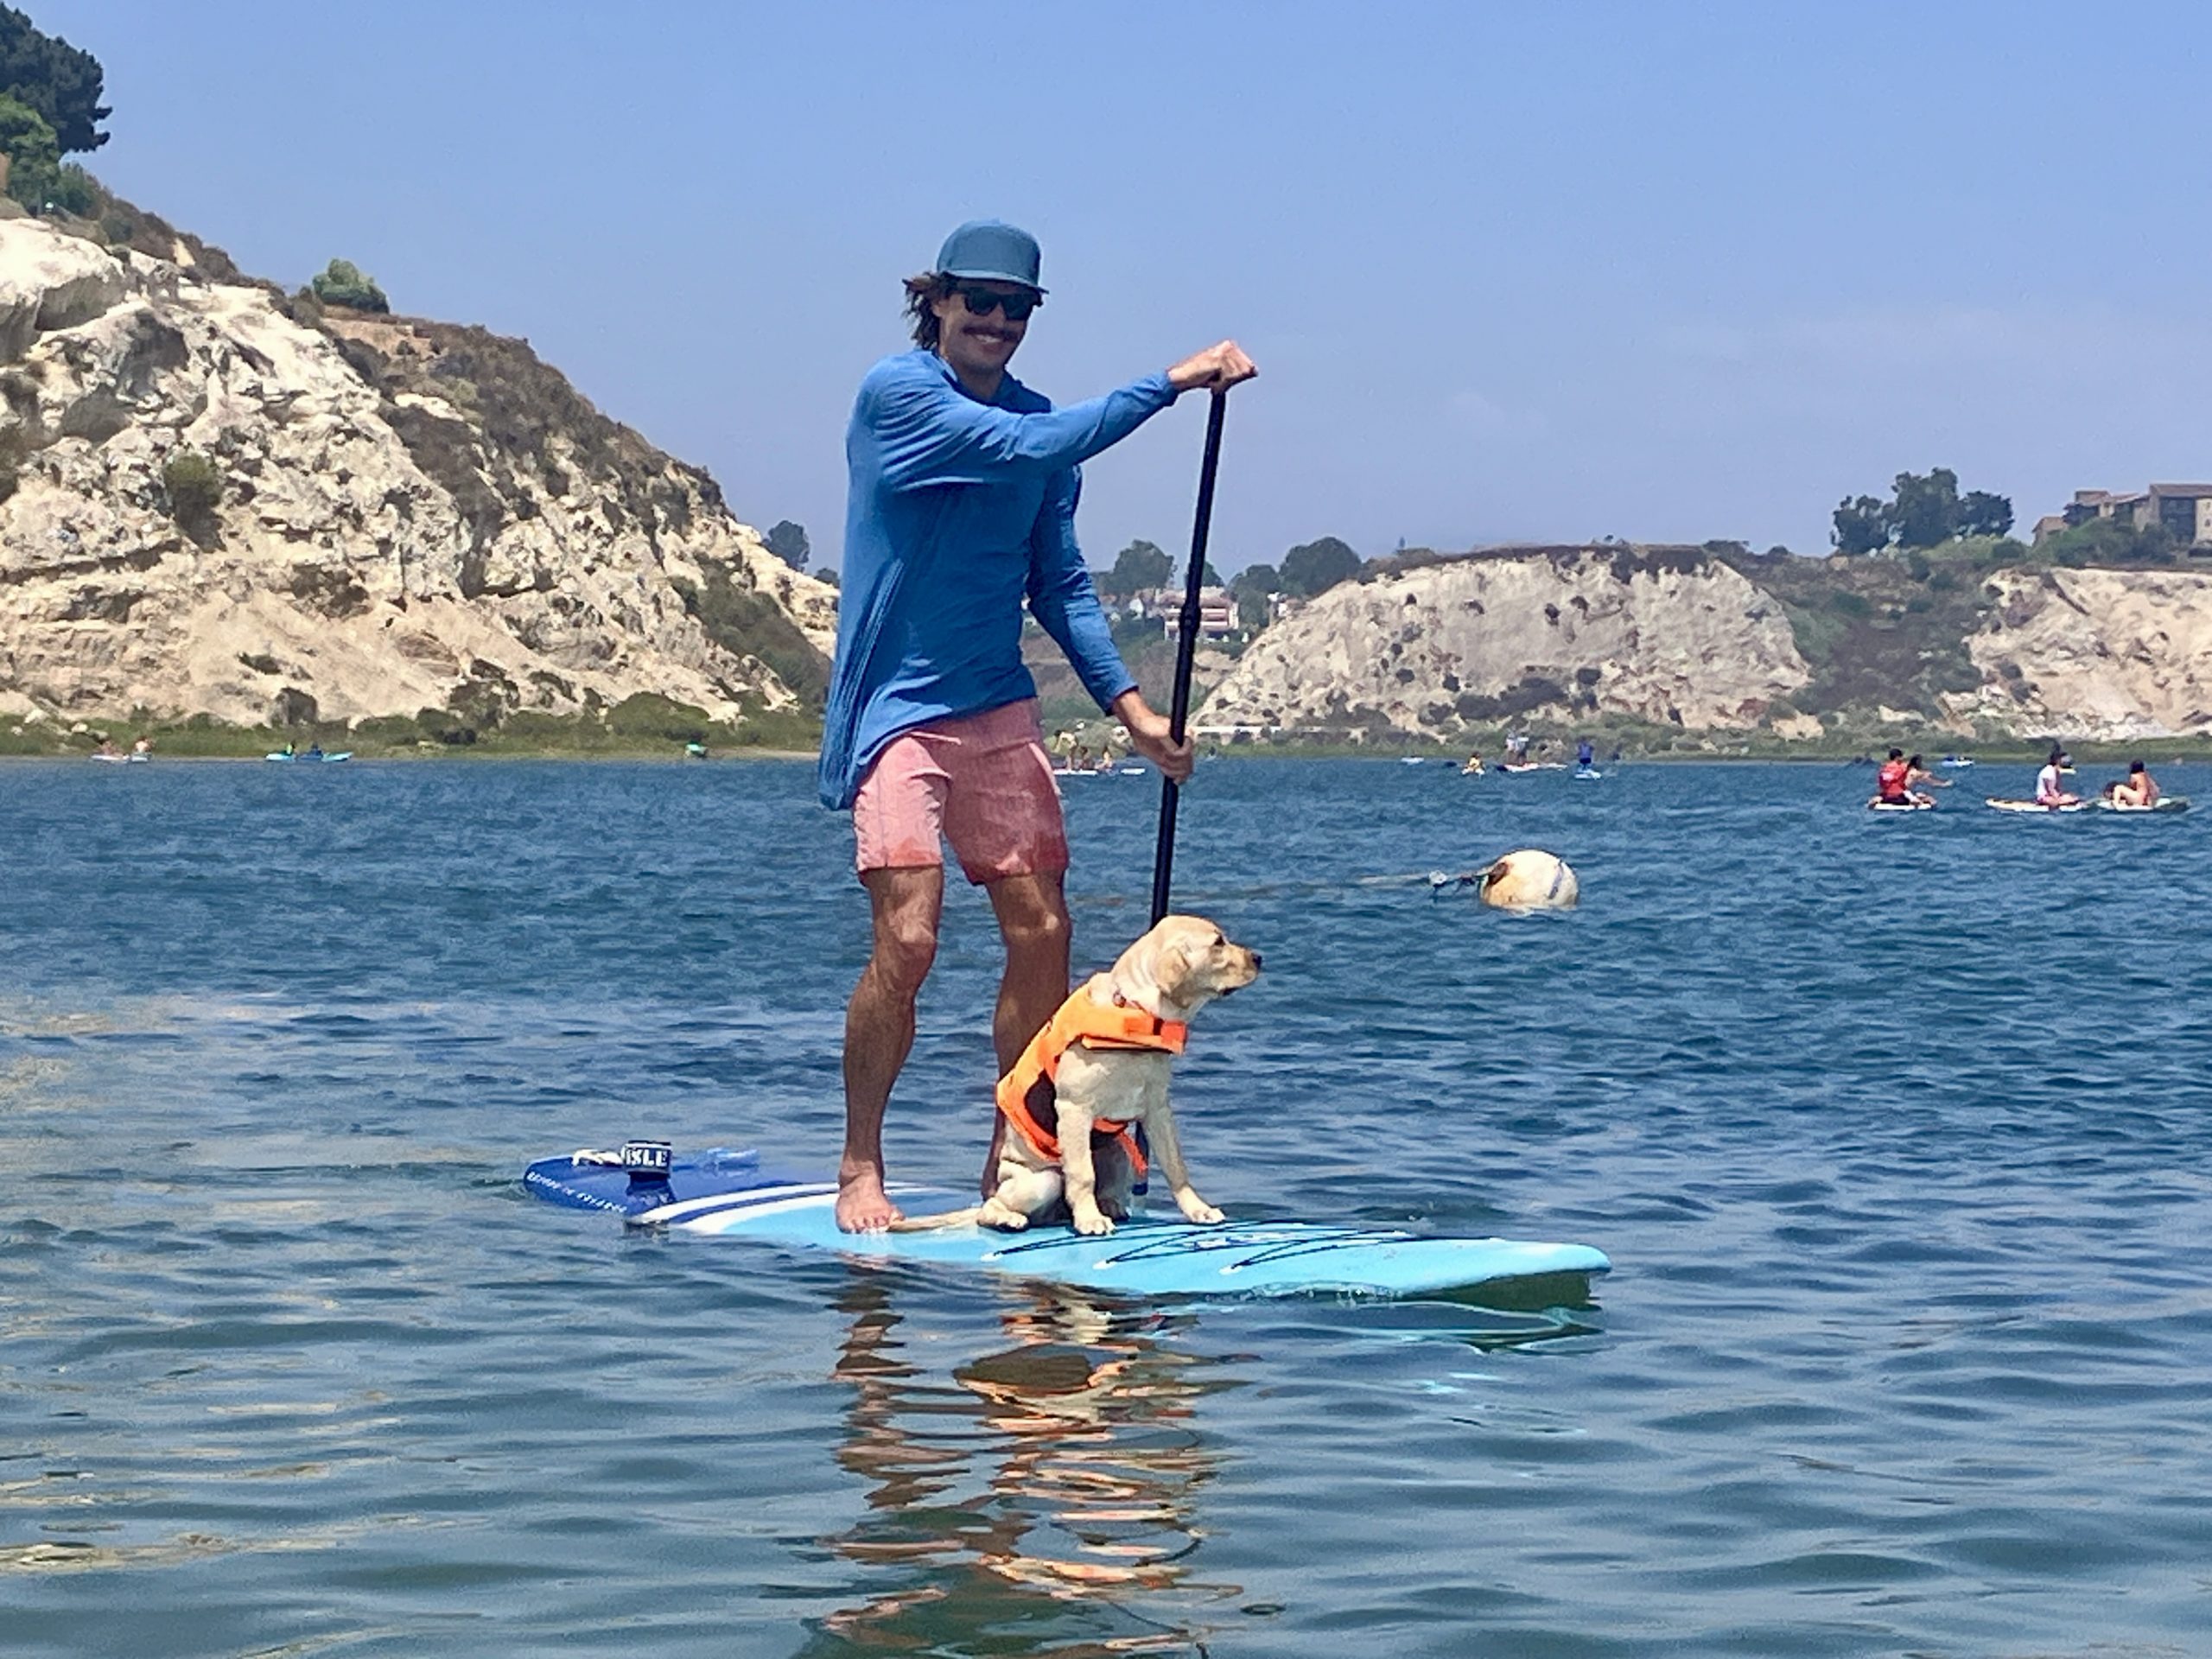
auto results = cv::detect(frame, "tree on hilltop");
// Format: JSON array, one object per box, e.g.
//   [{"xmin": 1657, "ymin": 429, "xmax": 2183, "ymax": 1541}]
[
  {"xmin": 1831, "ymin": 468, "xmax": 2011, "ymax": 553},
  {"xmin": 1229, "ymin": 561, "xmax": 1280, "ymax": 630},
  {"xmin": 764, "ymin": 519, "xmax": 810, "ymax": 571},
  {"xmin": 1831, "ymin": 494, "xmax": 1891, "ymax": 556},
  {"xmin": 1097, "ymin": 539, "xmax": 1173, "ymax": 599},
  {"xmin": 311, "ymin": 258, "xmax": 390, "ymax": 314},
  {"xmin": 1280, "ymin": 536, "xmax": 1360, "ymax": 597},
  {"xmin": 0, "ymin": 5, "xmax": 107, "ymax": 154},
  {"xmin": 1958, "ymin": 490, "xmax": 2012, "ymax": 538},
  {"xmin": 1891, "ymin": 467, "xmax": 1961, "ymax": 550}
]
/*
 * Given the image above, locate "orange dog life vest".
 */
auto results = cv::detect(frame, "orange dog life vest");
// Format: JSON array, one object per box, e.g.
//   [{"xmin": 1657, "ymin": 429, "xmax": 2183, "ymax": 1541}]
[{"xmin": 996, "ymin": 977, "xmax": 1188, "ymax": 1176}]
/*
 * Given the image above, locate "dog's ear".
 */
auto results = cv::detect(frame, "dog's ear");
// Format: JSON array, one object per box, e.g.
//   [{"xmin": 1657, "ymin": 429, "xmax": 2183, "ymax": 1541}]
[{"xmin": 1150, "ymin": 938, "xmax": 1198, "ymax": 1002}]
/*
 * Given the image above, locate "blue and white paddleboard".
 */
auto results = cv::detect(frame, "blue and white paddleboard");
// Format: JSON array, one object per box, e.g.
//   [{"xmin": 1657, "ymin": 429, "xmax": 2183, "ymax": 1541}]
[{"xmin": 524, "ymin": 1147, "xmax": 1610, "ymax": 1301}]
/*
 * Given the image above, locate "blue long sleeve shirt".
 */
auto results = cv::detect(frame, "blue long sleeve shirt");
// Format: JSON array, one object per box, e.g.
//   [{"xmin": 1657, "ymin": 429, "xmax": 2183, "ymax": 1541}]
[{"xmin": 816, "ymin": 349, "xmax": 1179, "ymax": 810}]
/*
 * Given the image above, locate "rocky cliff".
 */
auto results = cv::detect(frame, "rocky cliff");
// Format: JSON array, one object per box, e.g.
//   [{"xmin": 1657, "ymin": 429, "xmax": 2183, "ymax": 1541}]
[
  {"xmin": 1953, "ymin": 567, "xmax": 2212, "ymax": 739},
  {"xmin": 1202, "ymin": 548, "xmax": 1812, "ymax": 740},
  {"xmin": 1204, "ymin": 544, "xmax": 2212, "ymax": 744},
  {"xmin": 0, "ymin": 210, "xmax": 834, "ymax": 735}
]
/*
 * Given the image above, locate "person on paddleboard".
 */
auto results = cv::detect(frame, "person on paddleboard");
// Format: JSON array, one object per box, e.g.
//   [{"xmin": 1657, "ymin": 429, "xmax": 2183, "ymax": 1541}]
[
  {"xmin": 2035, "ymin": 747, "xmax": 2079, "ymax": 808},
  {"xmin": 819, "ymin": 219, "xmax": 1256, "ymax": 1232},
  {"xmin": 1903, "ymin": 754, "xmax": 1947, "ymax": 801},
  {"xmin": 1871, "ymin": 747, "xmax": 1910, "ymax": 807},
  {"xmin": 2111, "ymin": 760, "xmax": 2161, "ymax": 807}
]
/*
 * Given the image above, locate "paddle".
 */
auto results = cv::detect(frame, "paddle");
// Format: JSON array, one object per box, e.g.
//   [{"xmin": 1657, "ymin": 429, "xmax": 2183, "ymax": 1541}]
[{"xmin": 1149, "ymin": 390, "xmax": 1229, "ymax": 926}]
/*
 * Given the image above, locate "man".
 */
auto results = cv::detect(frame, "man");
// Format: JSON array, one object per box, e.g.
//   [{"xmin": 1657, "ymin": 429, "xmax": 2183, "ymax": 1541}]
[
  {"xmin": 819, "ymin": 219, "xmax": 1256, "ymax": 1232},
  {"xmin": 1872, "ymin": 747, "xmax": 1910, "ymax": 806},
  {"xmin": 2034, "ymin": 747, "xmax": 2078, "ymax": 808}
]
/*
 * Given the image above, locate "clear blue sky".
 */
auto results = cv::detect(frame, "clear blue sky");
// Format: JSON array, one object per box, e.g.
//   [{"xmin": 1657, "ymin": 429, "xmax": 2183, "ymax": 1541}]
[{"xmin": 35, "ymin": 0, "xmax": 2212, "ymax": 571}]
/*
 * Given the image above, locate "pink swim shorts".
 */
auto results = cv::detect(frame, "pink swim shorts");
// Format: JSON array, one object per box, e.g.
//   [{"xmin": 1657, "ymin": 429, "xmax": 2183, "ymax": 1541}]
[{"xmin": 852, "ymin": 699, "xmax": 1068, "ymax": 884}]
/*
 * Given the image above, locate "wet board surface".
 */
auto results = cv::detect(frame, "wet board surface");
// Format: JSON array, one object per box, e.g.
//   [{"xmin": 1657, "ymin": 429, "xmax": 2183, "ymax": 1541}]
[{"xmin": 524, "ymin": 1148, "xmax": 1611, "ymax": 1301}]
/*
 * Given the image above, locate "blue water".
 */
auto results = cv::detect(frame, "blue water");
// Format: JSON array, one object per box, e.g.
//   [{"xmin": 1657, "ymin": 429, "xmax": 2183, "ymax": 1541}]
[{"xmin": 5, "ymin": 755, "xmax": 2209, "ymax": 1656}]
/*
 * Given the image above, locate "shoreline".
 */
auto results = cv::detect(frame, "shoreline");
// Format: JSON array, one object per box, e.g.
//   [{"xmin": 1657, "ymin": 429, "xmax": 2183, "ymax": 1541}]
[{"xmin": 16, "ymin": 742, "xmax": 2212, "ymax": 766}]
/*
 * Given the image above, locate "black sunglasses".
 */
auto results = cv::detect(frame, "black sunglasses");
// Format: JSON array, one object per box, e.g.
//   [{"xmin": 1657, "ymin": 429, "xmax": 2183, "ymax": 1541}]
[{"xmin": 953, "ymin": 284, "xmax": 1040, "ymax": 321}]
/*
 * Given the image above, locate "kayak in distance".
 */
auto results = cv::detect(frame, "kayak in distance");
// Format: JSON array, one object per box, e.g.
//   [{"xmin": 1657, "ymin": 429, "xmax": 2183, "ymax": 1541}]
[
  {"xmin": 264, "ymin": 750, "xmax": 353, "ymax": 764},
  {"xmin": 523, "ymin": 1146, "xmax": 1611, "ymax": 1303}
]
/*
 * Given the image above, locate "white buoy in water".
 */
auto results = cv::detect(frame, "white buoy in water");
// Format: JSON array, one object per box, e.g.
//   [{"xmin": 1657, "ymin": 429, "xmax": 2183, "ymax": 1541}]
[{"xmin": 1478, "ymin": 849, "xmax": 1579, "ymax": 911}]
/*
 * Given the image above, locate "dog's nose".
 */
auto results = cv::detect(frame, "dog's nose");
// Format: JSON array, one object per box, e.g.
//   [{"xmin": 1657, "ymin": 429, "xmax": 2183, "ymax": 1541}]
[{"xmin": 1249, "ymin": 950, "xmax": 1263, "ymax": 969}]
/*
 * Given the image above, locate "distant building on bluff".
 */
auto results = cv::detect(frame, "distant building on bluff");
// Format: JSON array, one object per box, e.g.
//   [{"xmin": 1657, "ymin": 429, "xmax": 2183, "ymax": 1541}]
[{"xmin": 2034, "ymin": 484, "xmax": 2212, "ymax": 549}]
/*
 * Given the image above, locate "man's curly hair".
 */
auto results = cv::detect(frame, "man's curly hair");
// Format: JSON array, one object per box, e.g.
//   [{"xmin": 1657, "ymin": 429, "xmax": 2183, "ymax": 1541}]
[{"xmin": 902, "ymin": 271, "xmax": 957, "ymax": 349}]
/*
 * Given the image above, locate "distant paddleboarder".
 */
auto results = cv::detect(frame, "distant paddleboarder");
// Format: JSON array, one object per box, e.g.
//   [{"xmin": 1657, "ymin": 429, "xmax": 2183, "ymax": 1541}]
[
  {"xmin": 1871, "ymin": 747, "xmax": 1911, "ymax": 807},
  {"xmin": 817, "ymin": 218, "xmax": 1256, "ymax": 1232},
  {"xmin": 2035, "ymin": 747, "xmax": 2079, "ymax": 808},
  {"xmin": 2108, "ymin": 760, "xmax": 2161, "ymax": 807}
]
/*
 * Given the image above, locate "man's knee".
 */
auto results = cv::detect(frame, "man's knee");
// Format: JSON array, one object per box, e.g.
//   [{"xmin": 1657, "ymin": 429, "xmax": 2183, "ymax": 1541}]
[
  {"xmin": 870, "ymin": 911, "xmax": 939, "ymax": 992},
  {"xmin": 1001, "ymin": 903, "xmax": 1068, "ymax": 959},
  {"xmin": 992, "ymin": 878, "xmax": 1070, "ymax": 958}
]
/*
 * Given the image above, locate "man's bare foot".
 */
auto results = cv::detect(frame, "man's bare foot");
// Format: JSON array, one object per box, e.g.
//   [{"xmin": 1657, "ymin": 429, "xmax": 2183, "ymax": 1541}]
[{"xmin": 836, "ymin": 1167, "xmax": 902, "ymax": 1233}]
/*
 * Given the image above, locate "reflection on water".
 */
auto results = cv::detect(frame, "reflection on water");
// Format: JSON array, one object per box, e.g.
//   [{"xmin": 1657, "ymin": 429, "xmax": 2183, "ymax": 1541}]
[{"xmin": 808, "ymin": 1275, "xmax": 1244, "ymax": 1656}]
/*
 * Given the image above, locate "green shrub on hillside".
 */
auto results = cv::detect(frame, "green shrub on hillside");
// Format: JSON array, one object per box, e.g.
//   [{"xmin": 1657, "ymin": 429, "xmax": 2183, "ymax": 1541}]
[
  {"xmin": 606, "ymin": 692, "xmax": 710, "ymax": 743},
  {"xmin": 41, "ymin": 160, "xmax": 93, "ymax": 214},
  {"xmin": 667, "ymin": 560, "xmax": 828, "ymax": 706},
  {"xmin": 160, "ymin": 448, "xmax": 221, "ymax": 541},
  {"xmin": 0, "ymin": 91, "xmax": 56, "ymax": 207},
  {"xmin": 2034, "ymin": 516, "xmax": 2179, "ymax": 566},
  {"xmin": 311, "ymin": 258, "xmax": 390, "ymax": 314}
]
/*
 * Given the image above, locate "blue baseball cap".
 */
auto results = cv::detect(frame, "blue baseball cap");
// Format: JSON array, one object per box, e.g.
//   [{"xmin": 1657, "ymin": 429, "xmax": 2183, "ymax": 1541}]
[{"xmin": 936, "ymin": 219, "xmax": 1046, "ymax": 292}]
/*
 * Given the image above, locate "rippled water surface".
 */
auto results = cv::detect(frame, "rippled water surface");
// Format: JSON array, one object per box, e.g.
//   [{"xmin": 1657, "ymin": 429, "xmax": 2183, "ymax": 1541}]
[{"xmin": 5, "ymin": 755, "xmax": 2209, "ymax": 1657}]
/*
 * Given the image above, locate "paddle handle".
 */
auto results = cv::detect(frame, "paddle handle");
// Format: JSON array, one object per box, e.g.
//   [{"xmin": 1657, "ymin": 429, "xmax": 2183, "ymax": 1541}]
[{"xmin": 1150, "ymin": 392, "xmax": 1227, "ymax": 926}]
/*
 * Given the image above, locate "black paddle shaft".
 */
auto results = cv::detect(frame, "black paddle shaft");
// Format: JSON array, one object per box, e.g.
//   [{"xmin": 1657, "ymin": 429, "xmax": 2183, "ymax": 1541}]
[{"xmin": 1150, "ymin": 391, "xmax": 1229, "ymax": 925}]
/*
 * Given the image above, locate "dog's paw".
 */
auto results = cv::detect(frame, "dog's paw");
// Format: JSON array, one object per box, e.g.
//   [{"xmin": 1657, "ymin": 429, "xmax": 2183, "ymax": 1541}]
[
  {"xmin": 976, "ymin": 1202, "xmax": 1030, "ymax": 1232},
  {"xmin": 1072, "ymin": 1210, "xmax": 1116, "ymax": 1237},
  {"xmin": 1178, "ymin": 1198, "xmax": 1226, "ymax": 1225}
]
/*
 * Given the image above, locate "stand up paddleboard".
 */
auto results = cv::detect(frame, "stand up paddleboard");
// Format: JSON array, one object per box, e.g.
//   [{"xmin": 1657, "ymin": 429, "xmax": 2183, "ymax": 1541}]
[
  {"xmin": 1986, "ymin": 797, "xmax": 2087, "ymax": 814},
  {"xmin": 524, "ymin": 1146, "xmax": 1611, "ymax": 1301},
  {"xmin": 1868, "ymin": 798, "xmax": 1936, "ymax": 812},
  {"xmin": 2093, "ymin": 796, "xmax": 2190, "ymax": 814}
]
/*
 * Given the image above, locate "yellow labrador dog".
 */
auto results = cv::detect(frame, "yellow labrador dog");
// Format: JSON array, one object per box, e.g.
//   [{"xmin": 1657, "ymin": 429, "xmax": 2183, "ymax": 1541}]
[{"xmin": 894, "ymin": 914, "xmax": 1261, "ymax": 1237}]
